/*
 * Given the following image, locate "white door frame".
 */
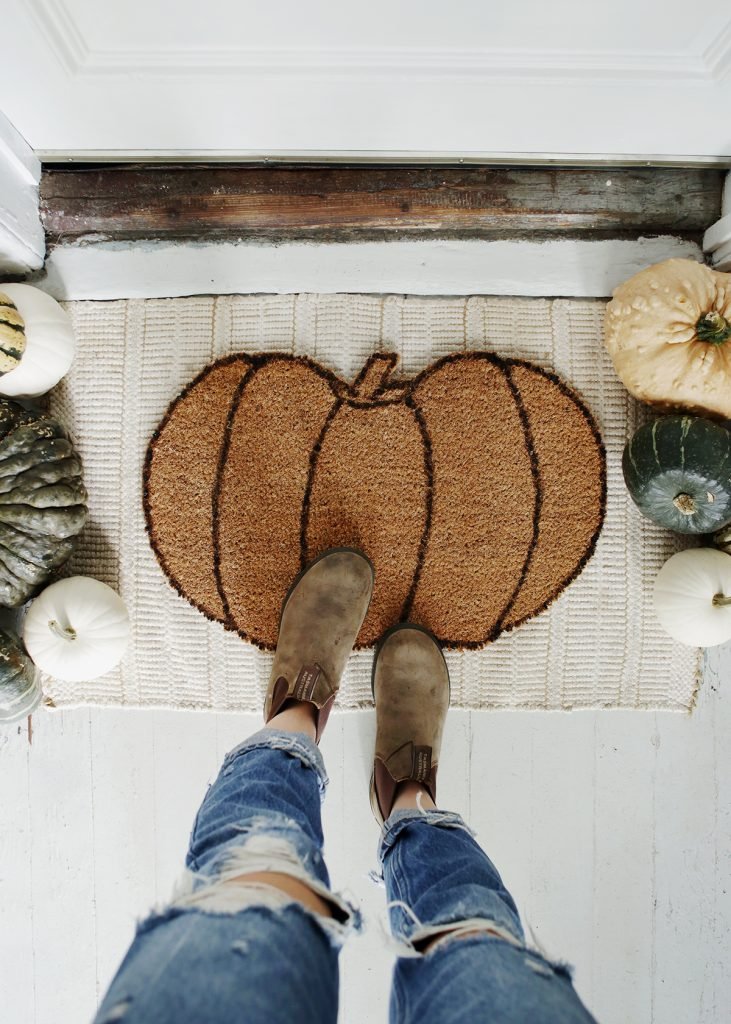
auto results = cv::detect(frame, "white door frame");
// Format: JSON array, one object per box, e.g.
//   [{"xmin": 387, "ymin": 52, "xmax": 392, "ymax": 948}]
[
  {"xmin": 704, "ymin": 173, "xmax": 731, "ymax": 270},
  {"xmin": 2, "ymin": 101, "xmax": 729, "ymax": 290},
  {"xmin": 0, "ymin": 112, "xmax": 45, "ymax": 276}
]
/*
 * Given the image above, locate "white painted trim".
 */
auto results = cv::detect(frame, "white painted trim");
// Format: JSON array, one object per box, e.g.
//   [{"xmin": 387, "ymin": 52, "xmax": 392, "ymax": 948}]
[
  {"xmin": 703, "ymin": 169, "xmax": 731, "ymax": 269},
  {"xmin": 39, "ymin": 236, "xmax": 703, "ymax": 301},
  {"xmin": 27, "ymin": 0, "xmax": 731, "ymax": 82},
  {"xmin": 0, "ymin": 113, "xmax": 41, "ymax": 183},
  {"xmin": 0, "ymin": 111, "xmax": 44, "ymax": 275},
  {"xmin": 709, "ymin": 239, "xmax": 731, "ymax": 268},
  {"xmin": 702, "ymin": 215, "xmax": 731, "ymax": 262},
  {"xmin": 702, "ymin": 15, "xmax": 731, "ymax": 81}
]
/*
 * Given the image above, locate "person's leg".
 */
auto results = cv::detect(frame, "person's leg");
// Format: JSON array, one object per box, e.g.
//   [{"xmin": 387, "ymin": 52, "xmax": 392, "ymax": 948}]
[
  {"xmin": 371, "ymin": 624, "xmax": 597, "ymax": 1024},
  {"xmin": 95, "ymin": 548, "xmax": 374, "ymax": 1024},
  {"xmin": 95, "ymin": 721, "xmax": 348, "ymax": 1024}
]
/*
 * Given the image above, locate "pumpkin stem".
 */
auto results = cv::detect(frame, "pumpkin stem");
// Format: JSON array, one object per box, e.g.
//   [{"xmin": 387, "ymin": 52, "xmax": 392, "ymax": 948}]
[
  {"xmin": 350, "ymin": 353, "xmax": 400, "ymax": 400},
  {"xmin": 673, "ymin": 493, "xmax": 697, "ymax": 516},
  {"xmin": 48, "ymin": 619, "xmax": 77, "ymax": 643},
  {"xmin": 713, "ymin": 593, "xmax": 731, "ymax": 607},
  {"xmin": 695, "ymin": 311, "xmax": 731, "ymax": 344}
]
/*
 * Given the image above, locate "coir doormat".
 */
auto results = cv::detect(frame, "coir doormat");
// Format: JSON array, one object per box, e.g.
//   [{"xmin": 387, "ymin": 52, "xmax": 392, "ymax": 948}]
[
  {"xmin": 47, "ymin": 294, "xmax": 701, "ymax": 712},
  {"xmin": 144, "ymin": 352, "xmax": 605, "ymax": 650}
]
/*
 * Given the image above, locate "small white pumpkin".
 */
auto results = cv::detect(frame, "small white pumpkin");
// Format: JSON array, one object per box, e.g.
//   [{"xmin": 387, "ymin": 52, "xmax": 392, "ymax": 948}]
[
  {"xmin": 653, "ymin": 548, "xmax": 731, "ymax": 647},
  {"xmin": 0, "ymin": 283, "xmax": 75, "ymax": 398},
  {"xmin": 23, "ymin": 577, "xmax": 130, "ymax": 682}
]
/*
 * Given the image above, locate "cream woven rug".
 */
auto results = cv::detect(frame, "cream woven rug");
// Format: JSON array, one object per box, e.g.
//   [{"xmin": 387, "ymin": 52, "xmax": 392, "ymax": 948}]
[{"xmin": 47, "ymin": 294, "xmax": 701, "ymax": 712}]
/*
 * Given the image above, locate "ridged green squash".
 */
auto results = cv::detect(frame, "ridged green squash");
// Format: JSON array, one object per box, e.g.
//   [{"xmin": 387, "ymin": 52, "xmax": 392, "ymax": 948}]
[
  {"xmin": 623, "ymin": 416, "xmax": 731, "ymax": 534},
  {"xmin": 0, "ymin": 399, "xmax": 88, "ymax": 606},
  {"xmin": 0, "ymin": 628, "xmax": 39, "ymax": 721}
]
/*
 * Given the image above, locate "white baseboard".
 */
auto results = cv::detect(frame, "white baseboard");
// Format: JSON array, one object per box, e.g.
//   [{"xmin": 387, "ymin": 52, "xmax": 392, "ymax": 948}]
[
  {"xmin": 702, "ymin": 168, "xmax": 731, "ymax": 269},
  {"xmin": 703, "ymin": 221, "xmax": 731, "ymax": 269},
  {"xmin": 37, "ymin": 235, "xmax": 704, "ymax": 300}
]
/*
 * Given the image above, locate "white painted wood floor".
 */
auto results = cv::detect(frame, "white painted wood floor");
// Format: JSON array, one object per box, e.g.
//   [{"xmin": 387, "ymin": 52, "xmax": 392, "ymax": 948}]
[{"xmin": 1, "ymin": 645, "xmax": 729, "ymax": 1024}]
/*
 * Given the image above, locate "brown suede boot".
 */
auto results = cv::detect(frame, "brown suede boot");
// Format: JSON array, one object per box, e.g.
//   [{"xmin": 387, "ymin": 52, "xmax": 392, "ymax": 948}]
[
  {"xmin": 370, "ymin": 623, "xmax": 451, "ymax": 826},
  {"xmin": 264, "ymin": 547, "xmax": 374, "ymax": 743}
]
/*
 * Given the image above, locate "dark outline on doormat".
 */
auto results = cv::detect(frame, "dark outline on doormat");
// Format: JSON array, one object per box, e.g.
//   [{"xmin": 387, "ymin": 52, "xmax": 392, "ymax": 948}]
[{"xmin": 143, "ymin": 350, "xmax": 607, "ymax": 652}]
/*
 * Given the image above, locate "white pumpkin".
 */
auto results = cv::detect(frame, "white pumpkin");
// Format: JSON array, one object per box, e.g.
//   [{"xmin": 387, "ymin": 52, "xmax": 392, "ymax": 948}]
[
  {"xmin": 0, "ymin": 283, "xmax": 75, "ymax": 398},
  {"xmin": 654, "ymin": 548, "xmax": 731, "ymax": 647},
  {"xmin": 23, "ymin": 577, "xmax": 130, "ymax": 682}
]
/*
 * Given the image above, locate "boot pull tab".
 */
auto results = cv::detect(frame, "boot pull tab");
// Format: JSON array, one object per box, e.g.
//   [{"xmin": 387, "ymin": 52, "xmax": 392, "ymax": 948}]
[
  {"xmin": 293, "ymin": 663, "xmax": 324, "ymax": 702},
  {"xmin": 411, "ymin": 745, "xmax": 433, "ymax": 783}
]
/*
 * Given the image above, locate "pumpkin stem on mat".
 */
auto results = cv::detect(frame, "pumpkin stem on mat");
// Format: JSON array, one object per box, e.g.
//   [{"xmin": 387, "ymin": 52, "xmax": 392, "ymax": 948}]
[
  {"xmin": 350, "ymin": 353, "xmax": 399, "ymax": 400},
  {"xmin": 48, "ymin": 619, "xmax": 77, "ymax": 642},
  {"xmin": 673, "ymin": 493, "xmax": 697, "ymax": 516},
  {"xmin": 713, "ymin": 593, "xmax": 731, "ymax": 607},
  {"xmin": 696, "ymin": 311, "xmax": 731, "ymax": 344}
]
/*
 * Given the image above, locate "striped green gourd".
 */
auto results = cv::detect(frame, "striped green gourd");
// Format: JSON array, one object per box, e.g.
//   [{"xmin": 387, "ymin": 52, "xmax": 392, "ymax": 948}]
[{"xmin": 0, "ymin": 293, "xmax": 27, "ymax": 376}]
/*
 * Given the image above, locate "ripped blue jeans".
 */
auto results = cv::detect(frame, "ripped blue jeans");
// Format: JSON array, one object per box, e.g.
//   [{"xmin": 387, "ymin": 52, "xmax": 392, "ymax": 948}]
[{"xmin": 94, "ymin": 728, "xmax": 597, "ymax": 1024}]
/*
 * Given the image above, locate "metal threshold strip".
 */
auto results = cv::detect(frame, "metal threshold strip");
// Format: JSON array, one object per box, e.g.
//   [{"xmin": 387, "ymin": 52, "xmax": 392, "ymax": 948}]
[{"xmin": 37, "ymin": 150, "xmax": 731, "ymax": 169}]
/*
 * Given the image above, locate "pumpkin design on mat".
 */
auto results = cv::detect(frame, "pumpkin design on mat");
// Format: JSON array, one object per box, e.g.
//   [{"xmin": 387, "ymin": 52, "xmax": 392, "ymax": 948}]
[{"xmin": 144, "ymin": 352, "xmax": 606, "ymax": 649}]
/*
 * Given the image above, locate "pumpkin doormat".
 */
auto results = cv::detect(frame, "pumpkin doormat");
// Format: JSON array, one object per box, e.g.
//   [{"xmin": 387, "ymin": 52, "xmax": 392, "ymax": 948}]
[
  {"xmin": 144, "ymin": 352, "xmax": 605, "ymax": 650},
  {"xmin": 47, "ymin": 294, "xmax": 701, "ymax": 712}
]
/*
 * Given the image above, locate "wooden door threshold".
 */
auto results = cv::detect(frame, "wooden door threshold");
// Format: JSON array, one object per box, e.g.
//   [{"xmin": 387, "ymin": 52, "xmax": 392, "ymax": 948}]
[
  {"xmin": 40, "ymin": 165, "xmax": 722, "ymax": 246},
  {"xmin": 35, "ymin": 165, "xmax": 722, "ymax": 300}
]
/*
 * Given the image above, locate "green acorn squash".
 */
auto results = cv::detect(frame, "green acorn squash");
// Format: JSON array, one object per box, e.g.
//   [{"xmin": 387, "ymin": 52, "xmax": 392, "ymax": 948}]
[
  {"xmin": 623, "ymin": 415, "xmax": 731, "ymax": 534},
  {"xmin": 0, "ymin": 398, "xmax": 88, "ymax": 606}
]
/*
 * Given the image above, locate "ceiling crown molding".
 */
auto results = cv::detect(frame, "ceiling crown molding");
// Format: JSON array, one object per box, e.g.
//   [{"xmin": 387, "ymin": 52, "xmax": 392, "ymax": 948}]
[{"xmin": 30, "ymin": 0, "xmax": 731, "ymax": 83}]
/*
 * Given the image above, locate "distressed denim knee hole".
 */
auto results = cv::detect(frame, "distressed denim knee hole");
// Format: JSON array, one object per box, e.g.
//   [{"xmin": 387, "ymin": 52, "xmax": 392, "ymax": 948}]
[
  {"xmin": 154, "ymin": 832, "xmax": 361, "ymax": 949},
  {"xmin": 407, "ymin": 918, "xmax": 523, "ymax": 958}
]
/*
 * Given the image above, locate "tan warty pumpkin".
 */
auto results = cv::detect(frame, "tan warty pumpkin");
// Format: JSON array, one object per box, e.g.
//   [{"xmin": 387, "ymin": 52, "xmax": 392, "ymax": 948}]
[{"xmin": 604, "ymin": 258, "xmax": 731, "ymax": 420}]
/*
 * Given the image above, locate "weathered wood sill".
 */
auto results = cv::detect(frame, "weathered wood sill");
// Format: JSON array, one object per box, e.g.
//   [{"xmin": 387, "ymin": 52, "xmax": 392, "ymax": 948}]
[{"xmin": 40, "ymin": 165, "xmax": 723, "ymax": 247}]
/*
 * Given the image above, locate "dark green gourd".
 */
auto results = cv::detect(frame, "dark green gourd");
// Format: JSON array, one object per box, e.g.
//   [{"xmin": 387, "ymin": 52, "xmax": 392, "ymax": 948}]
[
  {"xmin": 0, "ymin": 398, "xmax": 87, "ymax": 605},
  {"xmin": 0, "ymin": 628, "xmax": 40, "ymax": 721},
  {"xmin": 623, "ymin": 415, "xmax": 731, "ymax": 534}
]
